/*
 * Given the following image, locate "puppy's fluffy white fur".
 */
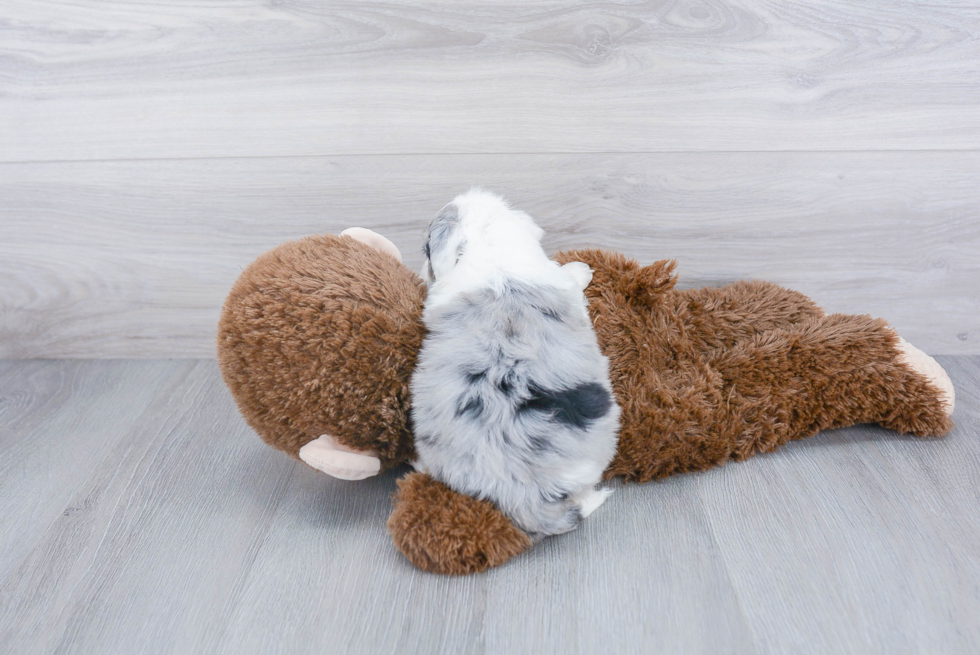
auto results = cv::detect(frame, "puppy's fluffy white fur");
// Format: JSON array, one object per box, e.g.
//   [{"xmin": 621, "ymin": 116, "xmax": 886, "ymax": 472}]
[{"xmin": 411, "ymin": 189, "xmax": 620, "ymax": 539}]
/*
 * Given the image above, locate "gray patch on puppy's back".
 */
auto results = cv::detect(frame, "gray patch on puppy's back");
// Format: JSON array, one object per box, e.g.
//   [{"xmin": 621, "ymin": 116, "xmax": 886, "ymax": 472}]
[{"xmin": 519, "ymin": 382, "xmax": 613, "ymax": 430}]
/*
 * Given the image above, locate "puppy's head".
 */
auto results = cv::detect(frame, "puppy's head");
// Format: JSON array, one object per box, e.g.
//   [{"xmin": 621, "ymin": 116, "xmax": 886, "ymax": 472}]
[{"xmin": 421, "ymin": 189, "xmax": 544, "ymax": 286}]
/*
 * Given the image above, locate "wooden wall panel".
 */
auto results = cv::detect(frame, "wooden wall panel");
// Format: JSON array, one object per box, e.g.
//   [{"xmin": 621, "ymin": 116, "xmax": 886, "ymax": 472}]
[
  {"xmin": 2, "ymin": 152, "xmax": 977, "ymax": 357},
  {"xmin": 1, "ymin": 0, "xmax": 979, "ymax": 160}
]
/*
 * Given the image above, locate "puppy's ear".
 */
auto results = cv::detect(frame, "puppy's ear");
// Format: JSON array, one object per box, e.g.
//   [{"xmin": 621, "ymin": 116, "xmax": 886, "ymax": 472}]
[{"xmin": 424, "ymin": 203, "xmax": 464, "ymax": 281}]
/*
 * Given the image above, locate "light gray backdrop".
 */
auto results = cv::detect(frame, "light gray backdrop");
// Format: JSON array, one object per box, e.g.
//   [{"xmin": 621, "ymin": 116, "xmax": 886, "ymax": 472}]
[{"xmin": 1, "ymin": 1, "xmax": 978, "ymax": 357}]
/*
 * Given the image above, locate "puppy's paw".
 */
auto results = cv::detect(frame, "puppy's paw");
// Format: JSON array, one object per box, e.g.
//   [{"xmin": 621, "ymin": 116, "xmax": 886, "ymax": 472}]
[
  {"xmin": 561, "ymin": 261, "xmax": 594, "ymax": 291},
  {"xmin": 578, "ymin": 487, "xmax": 613, "ymax": 518}
]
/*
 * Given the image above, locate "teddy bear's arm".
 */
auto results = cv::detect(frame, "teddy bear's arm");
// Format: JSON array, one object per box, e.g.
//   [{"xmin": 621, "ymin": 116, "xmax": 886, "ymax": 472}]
[{"xmin": 388, "ymin": 472, "xmax": 533, "ymax": 574}]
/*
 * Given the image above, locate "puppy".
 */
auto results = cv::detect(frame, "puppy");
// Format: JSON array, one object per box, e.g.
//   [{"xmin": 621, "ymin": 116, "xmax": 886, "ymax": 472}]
[{"xmin": 411, "ymin": 189, "xmax": 620, "ymax": 539}]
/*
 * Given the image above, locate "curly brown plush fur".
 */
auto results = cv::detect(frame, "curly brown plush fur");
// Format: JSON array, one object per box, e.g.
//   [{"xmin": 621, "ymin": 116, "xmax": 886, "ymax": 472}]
[
  {"xmin": 388, "ymin": 473, "xmax": 534, "ymax": 575},
  {"xmin": 553, "ymin": 249, "xmax": 952, "ymax": 482},
  {"xmin": 218, "ymin": 234, "xmax": 953, "ymax": 575},
  {"xmin": 218, "ymin": 234, "xmax": 424, "ymax": 468}
]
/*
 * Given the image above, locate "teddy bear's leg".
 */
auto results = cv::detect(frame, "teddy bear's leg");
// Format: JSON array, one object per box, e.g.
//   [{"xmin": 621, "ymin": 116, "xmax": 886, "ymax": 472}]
[
  {"xmin": 675, "ymin": 281, "xmax": 825, "ymax": 351},
  {"xmin": 894, "ymin": 336, "xmax": 956, "ymax": 413},
  {"xmin": 707, "ymin": 313, "xmax": 954, "ymax": 461},
  {"xmin": 387, "ymin": 472, "xmax": 533, "ymax": 574}
]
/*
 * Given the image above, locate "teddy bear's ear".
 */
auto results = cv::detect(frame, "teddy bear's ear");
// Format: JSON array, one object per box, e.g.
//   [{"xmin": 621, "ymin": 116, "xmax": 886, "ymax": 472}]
[
  {"xmin": 298, "ymin": 434, "xmax": 382, "ymax": 480},
  {"xmin": 624, "ymin": 259, "xmax": 678, "ymax": 305},
  {"xmin": 340, "ymin": 227, "xmax": 403, "ymax": 263}
]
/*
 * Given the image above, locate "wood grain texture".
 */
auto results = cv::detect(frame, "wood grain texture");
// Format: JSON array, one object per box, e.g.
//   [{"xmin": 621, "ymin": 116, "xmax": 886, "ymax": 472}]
[
  {"xmin": 0, "ymin": 360, "xmax": 197, "ymax": 583},
  {"xmin": 2, "ymin": 152, "xmax": 977, "ymax": 357},
  {"xmin": 0, "ymin": 361, "xmax": 296, "ymax": 654},
  {"xmin": 1, "ymin": 0, "xmax": 979, "ymax": 160},
  {"xmin": 1, "ymin": 358, "xmax": 978, "ymax": 654}
]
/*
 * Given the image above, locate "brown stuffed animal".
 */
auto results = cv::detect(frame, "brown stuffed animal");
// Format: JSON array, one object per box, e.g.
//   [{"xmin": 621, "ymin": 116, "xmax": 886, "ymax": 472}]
[{"xmin": 217, "ymin": 229, "xmax": 955, "ymax": 575}]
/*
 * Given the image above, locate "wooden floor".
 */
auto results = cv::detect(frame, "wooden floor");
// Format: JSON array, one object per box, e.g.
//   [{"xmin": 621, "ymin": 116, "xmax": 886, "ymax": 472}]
[{"xmin": 0, "ymin": 357, "xmax": 977, "ymax": 654}]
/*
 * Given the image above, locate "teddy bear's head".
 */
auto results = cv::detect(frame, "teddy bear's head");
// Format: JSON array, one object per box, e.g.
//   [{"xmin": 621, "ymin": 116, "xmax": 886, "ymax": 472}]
[{"xmin": 217, "ymin": 231, "xmax": 426, "ymax": 478}]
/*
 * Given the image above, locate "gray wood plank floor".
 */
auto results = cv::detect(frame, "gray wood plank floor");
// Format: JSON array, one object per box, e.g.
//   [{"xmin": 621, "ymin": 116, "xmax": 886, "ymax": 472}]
[{"xmin": 0, "ymin": 357, "xmax": 977, "ymax": 654}]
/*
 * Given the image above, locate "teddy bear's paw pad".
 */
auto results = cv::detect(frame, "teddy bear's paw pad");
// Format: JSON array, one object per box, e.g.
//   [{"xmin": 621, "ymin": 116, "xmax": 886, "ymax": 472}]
[
  {"xmin": 299, "ymin": 434, "xmax": 382, "ymax": 480},
  {"xmin": 340, "ymin": 227, "xmax": 403, "ymax": 263},
  {"xmin": 896, "ymin": 336, "xmax": 955, "ymax": 416}
]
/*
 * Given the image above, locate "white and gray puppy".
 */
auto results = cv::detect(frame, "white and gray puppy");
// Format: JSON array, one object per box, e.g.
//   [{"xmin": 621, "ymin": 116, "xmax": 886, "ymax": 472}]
[{"xmin": 411, "ymin": 189, "xmax": 620, "ymax": 539}]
